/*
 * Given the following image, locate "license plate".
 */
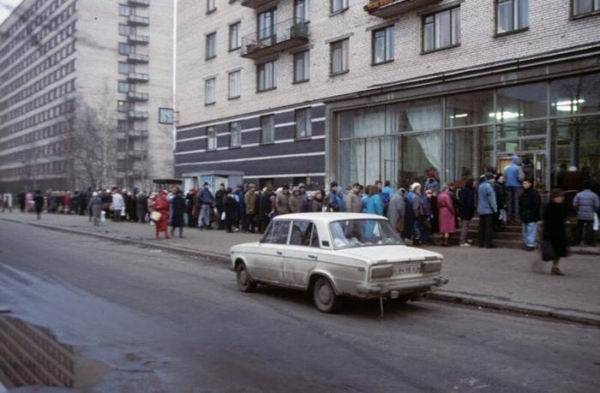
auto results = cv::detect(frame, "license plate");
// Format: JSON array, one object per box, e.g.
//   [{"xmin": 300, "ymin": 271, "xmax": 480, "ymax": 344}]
[{"xmin": 394, "ymin": 263, "xmax": 421, "ymax": 275}]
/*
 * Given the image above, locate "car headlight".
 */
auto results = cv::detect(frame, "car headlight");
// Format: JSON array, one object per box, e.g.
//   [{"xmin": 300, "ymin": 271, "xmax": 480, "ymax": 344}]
[
  {"xmin": 371, "ymin": 264, "xmax": 394, "ymax": 279},
  {"xmin": 421, "ymin": 261, "xmax": 442, "ymax": 273}
]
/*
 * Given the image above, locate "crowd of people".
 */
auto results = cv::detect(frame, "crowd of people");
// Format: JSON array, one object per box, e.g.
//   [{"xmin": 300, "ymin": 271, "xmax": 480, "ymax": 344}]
[{"xmin": 2, "ymin": 155, "xmax": 598, "ymax": 275}]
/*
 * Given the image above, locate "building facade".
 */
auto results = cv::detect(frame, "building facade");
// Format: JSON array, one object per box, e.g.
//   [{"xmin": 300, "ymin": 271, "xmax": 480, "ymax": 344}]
[
  {"xmin": 178, "ymin": 0, "xmax": 599, "ymax": 191},
  {"xmin": 0, "ymin": 0, "xmax": 174, "ymax": 193}
]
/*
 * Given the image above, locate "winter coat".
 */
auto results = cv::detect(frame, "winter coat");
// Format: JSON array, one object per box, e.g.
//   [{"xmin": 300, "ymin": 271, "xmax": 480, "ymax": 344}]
[
  {"xmin": 347, "ymin": 192, "xmax": 363, "ymax": 213},
  {"xmin": 327, "ymin": 190, "xmax": 345, "ymax": 212},
  {"xmin": 458, "ymin": 186, "xmax": 476, "ymax": 221},
  {"xmin": 573, "ymin": 189, "xmax": 600, "ymax": 221},
  {"xmin": 244, "ymin": 191, "xmax": 257, "ymax": 215},
  {"xmin": 366, "ymin": 194, "xmax": 384, "ymax": 216},
  {"xmin": 259, "ymin": 192, "xmax": 274, "ymax": 219},
  {"xmin": 224, "ymin": 194, "xmax": 238, "ymax": 223},
  {"xmin": 387, "ymin": 191, "xmax": 405, "ymax": 233},
  {"xmin": 289, "ymin": 194, "xmax": 305, "ymax": 213},
  {"xmin": 310, "ymin": 198, "xmax": 324, "ymax": 212},
  {"xmin": 112, "ymin": 193, "xmax": 124, "ymax": 211},
  {"xmin": 437, "ymin": 191, "xmax": 456, "ymax": 233},
  {"xmin": 215, "ymin": 189, "xmax": 226, "ymax": 209},
  {"xmin": 543, "ymin": 202, "xmax": 569, "ymax": 258},
  {"xmin": 151, "ymin": 196, "xmax": 170, "ymax": 232},
  {"xmin": 493, "ymin": 182, "xmax": 506, "ymax": 210},
  {"xmin": 504, "ymin": 155, "xmax": 525, "ymax": 187},
  {"xmin": 276, "ymin": 192, "xmax": 291, "ymax": 214},
  {"xmin": 34, "ymin": 193, "xmax": 44, "ymax": 210},
  {"xmin": 170, "ymin": 194, "xmax": 186, "ymax": 227},
  {"xmin": 477, "ymin": 181, "xmax": 497, "ymax": 216},
  {"xmin": 89, "ymin": 196, "xmax": 103, "ymax": 219},
  {"xmin": 519, "ymin": 188, "xmax": 541, "ymax": 223},
  {"xmin": 198, "ymin": 188, "xmax": 214, "ymax": 205}
]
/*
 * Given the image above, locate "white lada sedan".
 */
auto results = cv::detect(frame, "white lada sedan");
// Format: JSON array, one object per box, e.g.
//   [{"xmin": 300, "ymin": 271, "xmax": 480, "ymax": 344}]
[{"xmin": 230, "ymin": 213, "xmax": 447, "ymax": 313}]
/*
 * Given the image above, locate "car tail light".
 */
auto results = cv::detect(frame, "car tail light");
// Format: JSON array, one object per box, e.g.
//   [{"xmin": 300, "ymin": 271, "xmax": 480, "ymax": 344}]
[
  {"xmin": 421, "ymin": 261, "xmax": 442, "ymax": 273},
  {"xmin": 371, "ymin": 265, "xmax": 394, "ymax": 279}
]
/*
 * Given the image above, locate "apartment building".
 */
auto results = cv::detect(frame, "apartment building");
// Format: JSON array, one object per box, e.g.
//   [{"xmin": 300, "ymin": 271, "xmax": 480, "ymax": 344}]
[
  {"xmin": 178, "ymin": 0, "xmax": 600, "ymax": 192},
  {"xmin": 0, "ymin": 0, "xmax": 174, "ymax": 193}
]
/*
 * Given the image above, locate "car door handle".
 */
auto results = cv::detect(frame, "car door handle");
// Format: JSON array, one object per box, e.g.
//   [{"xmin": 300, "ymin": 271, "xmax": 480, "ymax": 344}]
[
  {"xmin": 276, "ymin": 251, "xmax": 283, "ymax": 256},
  {"xmin": 307, "ymin": 255, "xmax": 318, "ymax": 260}
]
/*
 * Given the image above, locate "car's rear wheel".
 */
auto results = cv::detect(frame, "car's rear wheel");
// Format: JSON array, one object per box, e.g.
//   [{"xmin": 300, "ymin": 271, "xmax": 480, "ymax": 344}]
[
  {"xmin": 313, "ymin": 277, "xmax": 340, "ymax": 313},
  {"xmin": 236, "ymin": 262, "xmax": 256, "ymax": 292}
]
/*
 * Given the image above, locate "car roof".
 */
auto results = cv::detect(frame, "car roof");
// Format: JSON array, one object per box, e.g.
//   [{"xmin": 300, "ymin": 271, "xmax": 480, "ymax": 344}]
[{"xmin": 273, "ymin": 213, "xmax": 386, "ymax": 223}]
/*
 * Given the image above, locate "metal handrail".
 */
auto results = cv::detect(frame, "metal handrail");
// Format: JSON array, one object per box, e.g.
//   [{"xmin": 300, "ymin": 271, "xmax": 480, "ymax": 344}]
[{"xmin": 241, "ymin": 17, "xmax": 309, "ymax": 56}]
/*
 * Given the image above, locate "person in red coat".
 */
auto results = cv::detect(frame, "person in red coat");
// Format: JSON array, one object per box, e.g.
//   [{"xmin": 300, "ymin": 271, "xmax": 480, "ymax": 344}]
[
  {"xmin": 437, "ymin": 185, "xmax": 456, "ymax": 246},
  {"xmin": 151, "ymin": 190, "xmax": 170, "ymax": 239}
]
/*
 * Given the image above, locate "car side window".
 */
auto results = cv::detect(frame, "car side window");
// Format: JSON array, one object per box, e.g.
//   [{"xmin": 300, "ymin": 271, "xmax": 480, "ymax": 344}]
[
  {"xmin": 290, "ymin": 220, "xmax": 313, "ymax": 246},
  {"xmin": 310, "ymin": 226, "xmax": 320, "ymax": 248},
  {"xmin": 267, "ymin": 220, "xmax": 291, "ymax": 244}
]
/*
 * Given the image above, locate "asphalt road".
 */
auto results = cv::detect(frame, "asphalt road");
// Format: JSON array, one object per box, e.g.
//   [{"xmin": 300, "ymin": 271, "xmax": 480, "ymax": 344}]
[{"xmin": 0, "ymin": 220, "xmax": 599, "ymax": 393}]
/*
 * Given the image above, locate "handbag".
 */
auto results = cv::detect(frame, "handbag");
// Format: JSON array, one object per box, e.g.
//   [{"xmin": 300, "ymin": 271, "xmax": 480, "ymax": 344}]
[
  {"xmin": 541, "ymin": 240, "xmax": 556, "ymax": 262},
  {"xmin": 150, "ymin": 211, "xmax": 162, "ymax": 222},
  {"xmin": 221, "ymin": 211, "xmax": 226, "ymax": 221}
]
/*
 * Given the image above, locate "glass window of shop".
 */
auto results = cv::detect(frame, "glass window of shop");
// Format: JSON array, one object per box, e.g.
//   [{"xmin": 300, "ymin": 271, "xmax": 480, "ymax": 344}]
[{"xmin": 336, "ymin": 72, "xmax": 600, "ymax": 192}]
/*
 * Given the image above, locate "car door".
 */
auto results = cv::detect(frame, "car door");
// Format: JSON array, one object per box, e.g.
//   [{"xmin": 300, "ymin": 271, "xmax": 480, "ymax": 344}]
[
  {"xmin": 283, "ymin": 220, "xmax": 320, "ymax": 288},
  {"xmin": 254, "ymin": 219, "xmax": 290, "ymax": 284}
]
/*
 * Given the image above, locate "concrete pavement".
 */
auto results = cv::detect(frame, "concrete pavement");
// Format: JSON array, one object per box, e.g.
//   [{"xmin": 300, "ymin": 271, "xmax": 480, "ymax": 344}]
[
  {"xmin": 1, "ymin": 220, "xmax": 599, "ymax": 392},
  {"xmin": 1, "ymin": 212, "xmax": 600, "ymax": 326}
]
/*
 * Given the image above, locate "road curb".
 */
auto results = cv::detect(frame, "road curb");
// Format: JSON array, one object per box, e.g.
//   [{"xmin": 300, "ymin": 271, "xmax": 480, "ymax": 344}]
[{"xmin": 427, "ymin": 291, "xmax": 600, "ymax": 327}]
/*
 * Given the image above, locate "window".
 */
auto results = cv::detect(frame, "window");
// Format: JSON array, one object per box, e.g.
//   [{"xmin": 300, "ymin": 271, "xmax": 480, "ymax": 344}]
[
  {"xmin": 293, "ymin": 50, "xmax": 310, "ymax": 83},
  {"xmin": 207, "ymin": 127, "xmax": 217, "ymax": 150},
  {"xmin": 229, "ymin": 22, "xmax": 241, "ymax": 50},
  {"xmin": 258, "ymin": 9, "xmax": 275, "ymax": 41},
  {"xmin": 496, "ymin": 0, "xmax": 528, "ymax": 34},
  {"xmin": 330, "ymin": 38, "xmax": 349, "ymax": 75},
  {"xmin": 118, "ymin": 81, "xmax": 130, "ymax": 93},
  {"xmin": 118, "ymin": 62, "xmax": 131, "ymax": 74},
  {"xmin": 263, "ymin": 220, "xmax": 291, "ymax": 244},
  {"xmin": 228, "ymin": 70, "xmax": 241, "ymax": 99},
  {"xmin": 119, "ymin": 24, "xmax": 134, "ymax": 36},
  {"xmin": 230, "ymin": 122, "xmax": 242, "ymax": 147},
  {"xmin": 118, "ymin": 43, "xmax": 131, "ymax": 55},
  {"xmin": 257, "ymin": 60, "xmax": 276, "ymax": 92},
  {"xmin": 295, "ymin": 108, "xmax": 312, "ymax": 139},
  {"xmin": 206, "ymin": 32, "xmax": 216, "ymax": 59},
  {"xmin": 205, "ymin": 78, "xmax": 216, "ymax": 105},
  {"xmin": 294, "ymin": 0, "xmax": 310, "ymax": 23},
  {"xmin": 117, "ymin": 101, "xmax": 130, "ymax": 113},
  {"xmin": 207, "ymin": 0, "xmax": 216, "ymax": 13},
  {"xmin": 423, "ymin": 7, "xmax": 460, "ymax": 53},
  {"xmin": 260, "ymin": 115, "xmax": 275, "ymax": 144},
  {"xmin": 572, "ymin": 0, "xmax": 600, "ymax": 17},
  {"xmin": 119, "ymin": 5, "xmax": 132, "ymax": 16},
  {"xmin": 372, "ymin": 25, "xmax": 395, "ymax": 65},
  {"xmin": 290, "ymin": 221, "xmax": 317, "ymax": 246},
  {"xmin": 331, "ymin": 0, "xmax": 348, "ymax": 13}
]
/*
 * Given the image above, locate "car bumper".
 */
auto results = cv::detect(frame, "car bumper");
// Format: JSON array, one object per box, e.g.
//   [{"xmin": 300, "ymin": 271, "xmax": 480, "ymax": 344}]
[{"xmin": 355, "ymin": 276, "xmax": 448, "ymax": 298}]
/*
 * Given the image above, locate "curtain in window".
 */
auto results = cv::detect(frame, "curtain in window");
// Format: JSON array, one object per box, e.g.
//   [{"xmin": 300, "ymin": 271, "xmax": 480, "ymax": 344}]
[{"xmin": 435, "ymin": 10, "xmax": 451, "ymax": 49}]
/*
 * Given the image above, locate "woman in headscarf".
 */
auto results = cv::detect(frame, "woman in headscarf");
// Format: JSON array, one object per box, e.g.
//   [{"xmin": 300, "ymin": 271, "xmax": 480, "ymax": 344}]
[
  {"xmin": 437, "ymin": 184, "xmax": 456, "ymax": 246},
  {"xmin": 151, "ymin": 190, "xmax": 170, "ymax": 239}
]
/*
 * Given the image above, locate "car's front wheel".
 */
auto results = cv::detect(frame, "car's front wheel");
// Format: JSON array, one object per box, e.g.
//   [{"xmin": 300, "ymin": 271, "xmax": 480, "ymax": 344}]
[
  {"xmin": 236, "ymin": 262, "xmax": 257, "ymax": 292},
  {"xmin": 313, "ymin": 277, "xmax": 340, "ymax": 313}
]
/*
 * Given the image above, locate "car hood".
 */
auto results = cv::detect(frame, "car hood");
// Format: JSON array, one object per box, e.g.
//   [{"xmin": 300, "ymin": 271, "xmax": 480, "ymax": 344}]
[{"xmin": 334, "ymin": 245, "xmax": 443, "ymax": 265}]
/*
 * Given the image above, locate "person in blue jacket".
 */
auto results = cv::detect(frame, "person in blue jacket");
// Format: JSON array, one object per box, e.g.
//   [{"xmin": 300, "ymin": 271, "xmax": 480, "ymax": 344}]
[
  {"xmin": 503, "ymin": 154, "xmax": 525, "ymax": 222},
  {"xmin": 477, "ymin": 173, "xmax": 498, "ymax": 248},
  {"xmin": 365, "ymin": 185, "xmax": 384, "ymax": 216}
]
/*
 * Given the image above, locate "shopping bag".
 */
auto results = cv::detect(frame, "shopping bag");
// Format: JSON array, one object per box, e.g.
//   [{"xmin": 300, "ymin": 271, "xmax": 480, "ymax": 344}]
[
  {"xmin": 150, "ymin": 211, "xmax": 161, "ymax": 222},
  {"xmin": 221, "ymin": 211, "xmax": 226, "ymax": 221},
  {"xmin": 594, "ymin": 213, "xmax": 599, "ymax": 231}
]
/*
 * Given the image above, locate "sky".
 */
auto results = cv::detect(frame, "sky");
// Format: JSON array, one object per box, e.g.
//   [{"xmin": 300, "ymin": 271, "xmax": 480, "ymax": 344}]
[{"xmin": 0, "ymin": 0, "xmax": 23, "ymax": 25}]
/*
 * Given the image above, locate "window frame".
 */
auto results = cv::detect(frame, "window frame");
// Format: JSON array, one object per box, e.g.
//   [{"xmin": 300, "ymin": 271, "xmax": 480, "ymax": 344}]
[
  {"xmin": 206, "ymin": 0, "xmax": 216, "ymax": 14},
  {"xmin": 293, "ymin": 50, "xmax": 310, "ymax": 84},
  {"xmin": 228, "ymin": 22, "xmax": 241, "ymax": 51},
  {"xmin": 330, "ymin": 38, "xmax": 349, "ymax": 76},
  {"xmin": 289, "ymin": 220, "xmax": 320, "ymax": 248},
  {"xmin": 261, "ymin": 219, "xmax": 291, "ymax": 244},
  {"xmin": 229, "ymin": 121, "xmax": 242, "ymax": 148},
  {"xmin": 205, "ymin": 31, "xmax": 217, "ymax": 60},
  {"xmin": 294, "ymin": 107, "xmax": 312, "ymax": 140},
  {"xmin": 204, "ymin": 77, "xmax": 216, "ymax": 105},
  {"xmin": 294, "ymin": 0, "xmax": 310, "ymax": 23},
  {"xmin": 372, "ymin": 25, "xmax": 395, "ymax": 65},
  {"xmin": 207, "ymin": 127, "xmax": 217, "ymax": 151},
  {"xmin": 260, "ymin": 114, "xmax": 275, "ymax": 145},
  {"xmin": 118, "ymin": 81, "xmax": 130, "ymax": 93},
  {"xmin": 330, "ymin": 0, "xmax": 349, "ymax": 15},
  {"xmin": 228, "ymin": 70, "xmax": 241, "ymax": 100},
  {"xmin": 421, "ymin": 6, "xmax": 461, "ymax": 54},
  {"xmin": 494, "ymin": 0, "xmax": 529, "ymax": 37},
  {"xmin": 257, "ymin": 60, "xmax": 276, "ymax": 92},
  {"xmin": 571, "ymin": 0, "xmax": 600, "ymax": 19}
]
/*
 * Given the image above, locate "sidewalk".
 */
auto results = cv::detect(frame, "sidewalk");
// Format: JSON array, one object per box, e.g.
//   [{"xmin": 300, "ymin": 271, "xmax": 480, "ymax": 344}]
[{"xmin": 2, "ymin": 212, "xmax": 599, "ymax": 326}]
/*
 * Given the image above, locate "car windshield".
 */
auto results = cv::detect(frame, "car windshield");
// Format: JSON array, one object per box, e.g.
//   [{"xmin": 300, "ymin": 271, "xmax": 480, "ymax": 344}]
[{"xmin": 329, "ymin": 219, "xmax": 404, "ymax": 249}]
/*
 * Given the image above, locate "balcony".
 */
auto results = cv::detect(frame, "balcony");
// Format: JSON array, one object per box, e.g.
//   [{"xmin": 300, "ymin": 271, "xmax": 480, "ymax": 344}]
[
  {"xmin": 241, "ymin": 18, "xmax": 309, "ymax": 59},
  {"xmin": 127, "ymin": 72, "xmax": 150, "ymax": 82},
  {"xmin": 127, "ymin": 149, "xmax": 147, "ymax": 159},
  {"xmin": 127, "ymin": 0, "xmax": 149, "ymax": 6},
  {"xmin": 128, "ymin": 34, "xmax": 149, "ymax": 45},
  {"xmin": 127, "ymin": 53, "xmax": 149, "ymax": 63},
  {"xmin": 241, "ymin": 0, "xmax": 278, "ymax": 9},
  {"xmin": 127, "ymin": 91, "xmax": 149, "ymax": 101},
  {"xmin": 128, "ymin": 14, "xmax": 149, "ymax": 26},
  {"xmin": 129, "ymin": 128, "xmax": 148, "ymax": 138},
  {"xmin": 365, "ymin": 0, "xmax": 442, "ymax": 18},
  {"xmin": 127, "ymin": 110, "xmax": 149, "ymax": 120}
]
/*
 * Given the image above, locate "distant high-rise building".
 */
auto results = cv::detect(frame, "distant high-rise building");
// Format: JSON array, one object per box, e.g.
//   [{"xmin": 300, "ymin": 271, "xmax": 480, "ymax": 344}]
[{"xmin": 0, "ymin": 0, "xmax": 174, "ymax": 193}]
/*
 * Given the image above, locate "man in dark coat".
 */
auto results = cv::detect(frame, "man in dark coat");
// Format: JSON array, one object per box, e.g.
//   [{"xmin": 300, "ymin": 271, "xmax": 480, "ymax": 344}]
[
  {"xmin": 33, "ymin": 190, "xmax": 44, "ymax": 220},
  {"xmin": 215, "ymin": 183, "xmax": 226, "ymax": 229},
  {"xmin": 136, "ymin": 192, "xmax": 148, "ymax": 223},
  {"xmin": 186, "ymin": 189, "xmax": 198, "ymax": 228},
  {"xmin": 519, "ymin": 179, "xmax": 541, "ymax": 251},
  {"xmin": 458, "ymin": 179, "xmax": 476, "ymax": 247},
  {"xmin": 543, "ymin": 189, "xmax": 569, "ymax": 275},
  {"xmin": 170, "ymin": 189, "xmax": 186, "ymax": 238},
  {"xmin": 258, "ymin": 187, "xmax": 274, "ymax": 233}
]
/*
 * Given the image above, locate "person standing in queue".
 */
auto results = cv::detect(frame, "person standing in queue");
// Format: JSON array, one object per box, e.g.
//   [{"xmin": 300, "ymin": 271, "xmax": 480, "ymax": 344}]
[
  {"xmin": 33, "ymin": 190, "xmax": 44, "ymax": 220},
  {"xmin": 542, "ymin": 189, "xmax": 569, "ymax": 276},
  {"xmin": 152, "ymin": 190, "xmax": 170, "ymax": 239}
]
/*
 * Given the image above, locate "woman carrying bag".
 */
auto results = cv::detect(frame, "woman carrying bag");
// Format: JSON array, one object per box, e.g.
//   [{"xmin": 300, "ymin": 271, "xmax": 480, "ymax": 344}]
[{"xmin": 542, "ymin": 189, "xmax": 569, "ymax": 276}]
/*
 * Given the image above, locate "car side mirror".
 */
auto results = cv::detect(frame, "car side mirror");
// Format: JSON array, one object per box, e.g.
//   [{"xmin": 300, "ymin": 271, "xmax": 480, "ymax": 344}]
[{"xmin": 321, "ymin": 241, "xmax": 330, "ymax": 247}]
